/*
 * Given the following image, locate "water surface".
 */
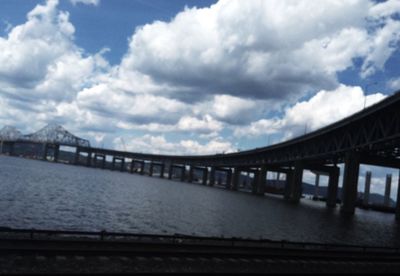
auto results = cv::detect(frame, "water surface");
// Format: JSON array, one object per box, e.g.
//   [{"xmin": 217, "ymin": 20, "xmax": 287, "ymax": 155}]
[{"xmin": 1, "ymin": 156, "xmax": 400, "ymax": 247}]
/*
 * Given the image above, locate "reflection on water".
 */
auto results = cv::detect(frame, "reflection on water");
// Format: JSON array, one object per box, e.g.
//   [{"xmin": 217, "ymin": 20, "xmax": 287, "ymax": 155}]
[{"xmin": 1, "ymin": 156, "xmax": 400, "ymax": 247}]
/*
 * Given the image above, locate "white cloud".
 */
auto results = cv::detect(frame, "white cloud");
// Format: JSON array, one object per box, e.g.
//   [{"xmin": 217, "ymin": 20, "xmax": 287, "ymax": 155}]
[
  {"xmin": 361, "ymin": 19, "xmax": 400, "ymax": 78},
  {"xmin": 388, "ymin": 77, "xmax": 400, "ymax": 90},
  {"xmin": 177, "ymin": 115, "xmax": 223, "ymax": 133},
  {"xmin": 210, "ymin": 95, "xmax": 259, "ymax": 124},
  {"xmin": 115, "ymin": 115, "xmax": 223, "ymax": 135},
  {"xmin": 113, "ymin": 135, "xmax": 235, "ymax": 155},
  {"xmin": 0, "ymin": 0, "xmax": 108, "ymax": 103},
  {"xmin": 119, "ymin": 0, "xmax": 399, "ymax": 104},
  {"xmin": 70, "ymin": 0, "xmax": 100, "ymax": 6},
  {"xmin": 234, "ymin": 85, "xmax": 387, "ymax": 139},
  {"xmin": 368, "ymin": 0, "xmax": 400, "ymax": 19}
]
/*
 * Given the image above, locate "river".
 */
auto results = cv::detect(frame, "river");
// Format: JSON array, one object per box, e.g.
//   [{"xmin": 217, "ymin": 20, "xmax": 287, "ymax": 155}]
[{"xmin": 1, "ymin": 155, "xmax": 400, "ymax": 247}]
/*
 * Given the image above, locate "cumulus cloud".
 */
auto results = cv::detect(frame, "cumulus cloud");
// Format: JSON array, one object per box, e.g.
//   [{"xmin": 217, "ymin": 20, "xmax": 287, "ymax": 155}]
[
  {"xmin": 118, "ymin": 0, "xmax": 399, "ymax": 104},
  {"xmin": 387, "ymin": 77, "xmax": 400, "ymax": 90},
  {"xmin": 113, "ymin": 135, "xmax": 235, "ymax": 155},
  {"xmin": 0, "ymin": 0, "xmax": 108, "ymax": 104},
  {"xmin": 115, "ymin": 115, "xmax": 223, "ymax": 135},
  {"xmin": 70, "ymin": 0, "xmax": 100, "ymax": 6},
  {"xmin": 234, "ymin": 85, "xmax": 387, "ymax": 139}
]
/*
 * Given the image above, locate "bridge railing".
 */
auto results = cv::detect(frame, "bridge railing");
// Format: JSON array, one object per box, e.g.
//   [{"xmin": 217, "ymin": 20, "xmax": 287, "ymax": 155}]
[{"xmin": 0, "ymin": 227, "xmax": 398, "ymax": 254}]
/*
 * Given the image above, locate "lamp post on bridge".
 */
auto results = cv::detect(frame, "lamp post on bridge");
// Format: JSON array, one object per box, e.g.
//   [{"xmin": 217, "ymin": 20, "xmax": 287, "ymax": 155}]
[{"xmin": 363, "ymin": 81, "xmax": 378, "ymax": 109}]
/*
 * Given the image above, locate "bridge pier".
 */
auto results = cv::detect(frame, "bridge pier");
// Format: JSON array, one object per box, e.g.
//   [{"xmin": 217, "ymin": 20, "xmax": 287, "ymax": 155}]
[
  {"xmin": 74, "ymin": 147, "xmax": 80, "ymax": 165},
  {"xmin": 42, "ymin": 143, "xmax": 48, "ymax": 161},
  {"xmin": 149, "ymin": 162, "xmax": 154, "ymax": 176},
  {"xmin": 148, "ymin": 162, "xmax": 164, "ymax": 177},
  {"xmin": 130, "ymin": 159, "xmax": 137, "ymax": 173},
  {"xmin": 188, "ymin": 166, "xmax": 194, "ymax": 183},
  {"xmin": 363, "ymin": 171, "xmax": 372, "ymax": 206},
  {"xmin": 112, "ymin": 157, "xmax": 125, "ymax": 172},
  {"xmin": 326, "ymin": 166, "xmax": 340, "ymax": 208},
  {"xmin": 226, "ymin": 169, "xmax": 232, "ymax": 190},
  {"xmin": 257, "ymin": 165, "xmax": 267, "ymax": 195},
  {"xmin": 168, "ymin": 164, "xmax": 173, "ymax": 179},
  {"xmin": 140, "ymin": 161, "xmax": 145, "ymax": 175},
  {"xmin": 209, "ymin": 167, "xmax": 215, "ymax": 187},
  {"xmin": 168, "ymin": 164, "xmax": 185, "ymax": 180},
  {"xmin": 9, "ymin": 142, "xmax": 15, "ymax": 156},
  {"xmin": 232, "ymin": 168, "xmax": 240, "ymax": 191},
  {"xmin": 396, "ymin": 171, "xmax": 400, "ymax": 220},
  {"xmin": 289, "ymin": 162, "xmax": 304, "ymax": 203},
  {"xmin": 53, "ymin": 145, "xmax": 60, "ymax": 163},
  {"xmin": 187, "ymin": 166, "xmax": 208, "ymax": 185},
  {"xmin": 180, "ymin": 166, "xmax": 186, "ymax": 182},
  {"xmin": 313, "ymin": 173, "xmax": 320, "ymax": 199},
  {"xmin": 384, "ymin": 174, "xmax": 392, "ymax": 207},
  {"xmin": 160, "ymin": 163, "xmax": 165, "ymax": 178},
  {"xmin": 341, "ymin": 151, "xmax": 360, "ymax": 215},
  {"xmin": 94, "ymin": 154, "xmax": 106, "ymax": 169},
  {"xmin": 202, "ymin": 168, "xmax": 208, "ymax": 185},
  {"xmin": 86, "ymin": 151, "xmax": 92, "ymax": 167},
  {"xmin": 284, "ymin": 170, "xmax": 293, "ymax": 200},
  {"xmin": 254, "ymin": 170, "xmax": 260, "ymax": 194}
]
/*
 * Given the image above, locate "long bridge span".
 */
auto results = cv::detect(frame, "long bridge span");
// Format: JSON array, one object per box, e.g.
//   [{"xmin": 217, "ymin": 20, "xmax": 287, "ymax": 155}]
[{"xmin": 2, "ymin": 90, "xmax": 400, "ymax": 217}]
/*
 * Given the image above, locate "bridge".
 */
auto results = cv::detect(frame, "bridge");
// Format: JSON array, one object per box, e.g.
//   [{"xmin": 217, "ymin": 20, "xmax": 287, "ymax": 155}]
[{"xmin": 1, "ymin": 90, "xmax": 400, "ymax": 217}]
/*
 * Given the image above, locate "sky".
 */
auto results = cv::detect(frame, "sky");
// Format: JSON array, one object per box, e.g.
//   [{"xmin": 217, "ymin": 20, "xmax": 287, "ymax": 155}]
[{"xmin": 1, "ymin": 0, "xmax": 400, "ymax": 196}]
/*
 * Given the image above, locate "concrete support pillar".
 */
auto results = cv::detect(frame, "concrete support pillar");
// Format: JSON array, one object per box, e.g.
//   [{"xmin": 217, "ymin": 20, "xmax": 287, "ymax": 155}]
[
  {"xmin": 42, "ymin": 143, "xmax": 48, "ymax": 161},
  {"xmin": 384, "ymin": 174, "xmax": 392, "ymax": 207},
  {"xmin": 130, "ymin": 160, "xmax": 135, "ymax": 173},
  {"xmin": 149, "ymin": 162, "xmax": 154, "ymax": 177},
  {"xmin": 251, "ymin": 170, "xmax": 260, "ymax": 195},
  {"xmin": 395, "ymin": 170, "xmax": 400, "ymax": 220},
  {"xmin": 168, "ymin": 165, "xmax": 174, "ymax": 179},
  {"xmin": 257, "ymin": 165, "xmax": 267, "ymax": 195},
  {"xmin": 86, "ymin": 151, "xmax": 92, "ymax": 167},
  {"xmin": 112, "ymin": 157, "xmax": 116, "ymax": 170},
  {"xmin": 363, "ymin": 171, "xmax": 372, "ymax": 206},
  {"xmin": 209, "ymin": 167, "xmax": 215, "ymax": 187},
  {"xmin": 231, "ymin": 168, "xmax": 240, "ymax": 191},
  {"xmin": 54, "ymin": 145, "xmax": 60, "ymax": 163},
  {"xmin": 202, "ymin": 169, "xmax": 208, "ymax": 185},
  {"xmin": 226, "ymin": 169, "xmax": 232, "ymax": 190},
  {"xmin": 188, "ymin": 166, "xmax": 194, "ymax": 183},
  {"xmin": 277, "ymin": 172, "xmax": 281, "ymax": 181},
  {"xmin": 284, "ymin": 170, "xmax": 293, "ymax": 200},
  {"xmin": 180, "ymin": 166, "xmax": 186, "ymax": 182},
  {"xmin": 160, "ymin": 163, "xmax": 165, "ymax": 178},
  {"xmin": 326, "ymin": 167, "xmax": 340, "ymax": 208},
  {"xmin": 140, "ymin": 161, "xmax": 145, "ymax": 175},
  {"xmin": 9, "ymin": 142, "xmax": 15, "ymax": 156},
  {"xmin": 74, "ymin": 147, "xmax": 80, "ymax": 165},
  {"xmin": 314, "ymin": 173, "xmax": 320, "ymax": 199},
  {"xmin": 341, "ymin": 151, "xmax": 360, "ymax": 215},
  {"xmin": 290, "ymin": 162, "xmax": 304, "ymax": 203},
  {"xmin": 95, "ymin": 155, "xmax": 105, "ymax": 169},
  {"xmin": 120, "ymin": 159, "xmax": 125, "ymax": 172}
]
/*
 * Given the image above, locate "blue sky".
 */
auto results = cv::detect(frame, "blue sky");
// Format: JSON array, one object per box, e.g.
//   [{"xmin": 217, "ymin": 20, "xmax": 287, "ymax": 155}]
[{"xmin": 0, "ymin": 0, "xmax": 399, "ymax": 158}]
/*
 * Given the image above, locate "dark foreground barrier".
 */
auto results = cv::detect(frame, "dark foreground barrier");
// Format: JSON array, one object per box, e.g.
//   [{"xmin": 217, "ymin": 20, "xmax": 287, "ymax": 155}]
[{"xmin": 0, "ymin": 227, "xmax": 399, "ymax": 273}]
